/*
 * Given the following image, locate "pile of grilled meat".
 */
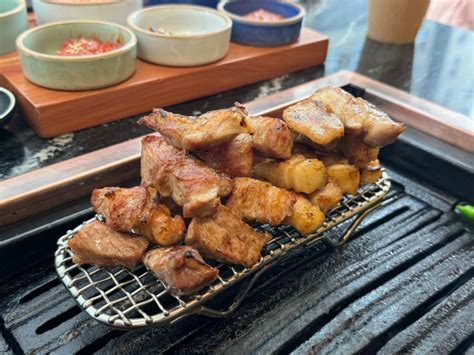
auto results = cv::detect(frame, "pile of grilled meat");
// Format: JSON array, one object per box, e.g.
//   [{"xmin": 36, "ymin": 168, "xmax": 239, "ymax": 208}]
[{"xmin": 68, "ymin": 87, "xmax": 405, "ymax": 296}]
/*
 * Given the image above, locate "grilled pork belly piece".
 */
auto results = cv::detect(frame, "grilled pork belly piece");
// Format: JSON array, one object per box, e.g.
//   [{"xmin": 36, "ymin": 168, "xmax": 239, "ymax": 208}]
[
  {"xmin": 91, "ymin": 186, "xmax": 185, "ymax": 246},
  {"xmin": 283, "ymin": 99, "xmax": 344, "ymax": 146},
  {"xmin": 226, "ymin": 177, "xmax": 296, "ymax": 225},
  {"xmin": 138, "ymin": 105, "xmax": 248, "ymax": 150},
  {"xmin": 336, "ymin": 135, "xmax": 379, "ymax": 167},
  {"xmin": 68, "ymin": 220, "xmax": 149, "ymax": 269},
  {"xmin": 360, "ymin": 159, "xmax": 382, "ymax": 184},
  {"xmin": 141, "ymin": 135, "xmax": 233, "ymax": 218},
  {"xmin": 244, "ymin": 115, "xmax": 293, "ymax": 159},
  {"xmin": 186, "ymin": 205, "xmax": 272, "ymax": 268},
  {"xmin": 253, "ymin": 155, "xmax": 327, "ymax": 194},
  {"xmin": 143, "ymin": 246, "xmax": 219, "ymax": 296},
  {"xmin": 194, "ymin": 133, "xmax": 254, "ymax": 178},
  {"xmin": 284, "ymin": 193, "xmax": 325, "ymax": 235},
  {"xmin": 311, "ymin": 87, "xmax": 405, "ymax": 147},
  {"xmin": 308, "ymin": 179, "xmax": 344, "ymax": 212}
]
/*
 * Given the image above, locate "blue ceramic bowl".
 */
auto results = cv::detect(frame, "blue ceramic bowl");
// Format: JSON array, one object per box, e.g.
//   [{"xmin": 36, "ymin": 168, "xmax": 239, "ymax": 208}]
[
  {"xmin": 144, "ymin": 0, "xmax": 218, "ymax": 8},
  {"xmin": 217, "ymin": 0, "xmax": 304, "ymax": 47}
]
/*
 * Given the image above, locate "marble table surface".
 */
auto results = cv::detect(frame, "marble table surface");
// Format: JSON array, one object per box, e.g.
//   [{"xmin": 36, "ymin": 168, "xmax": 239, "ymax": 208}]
[{"xmin": 1, "ymin": 0, "xmax": 473, "ymax": 181}]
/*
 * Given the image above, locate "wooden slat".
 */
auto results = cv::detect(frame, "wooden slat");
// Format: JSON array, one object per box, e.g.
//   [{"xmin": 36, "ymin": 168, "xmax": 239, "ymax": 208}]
[
  {"xmin": 1, "ymin": 70, "xmax": 472, "ymax": 227},
  {"xmin": 0, "ymin": 28, "xmax": 328, "ymax": 138}
]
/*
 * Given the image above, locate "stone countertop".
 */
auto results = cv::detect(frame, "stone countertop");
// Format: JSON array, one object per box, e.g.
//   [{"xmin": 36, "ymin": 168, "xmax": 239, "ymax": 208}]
[{"xmin": 1, "ymin": 0, "xmax": 473, "ymax": 181}]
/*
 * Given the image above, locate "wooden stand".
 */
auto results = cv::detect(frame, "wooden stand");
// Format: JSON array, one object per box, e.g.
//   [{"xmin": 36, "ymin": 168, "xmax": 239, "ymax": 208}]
[{"xmin": 0, "ymin": 28, "xmax": 328, "ymax": 138}]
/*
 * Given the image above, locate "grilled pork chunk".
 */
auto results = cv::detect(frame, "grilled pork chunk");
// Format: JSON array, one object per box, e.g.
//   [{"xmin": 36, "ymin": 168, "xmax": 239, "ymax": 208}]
[
  {"xmin": 143, "ymin": 246, "xmax": 219, "ymax": 296},
  {"xmin": 194, "ymin": 133, "xmax": 254, "ymax": 178},
  {"xmin": 141, "ymin": 135, "xmax": 233, "ymax": 218},
  {"xmin": 186, "ymin": 205, "xmax": 271, "ymax": 268},
  {"xmin": 283, "ymin": 99, "xmax": 344, "ymax": 146},
  {"xmin": 226, "ymin": 177, "xmax": 296, "ymax": 225},
  {"xmin": 138, "ymin": 105, "xmax": 248, "ymax": 150},
  {"xmin": 68, "ymin": 220, "xmax": 149, "ymax": 269},
  {"xmin": 244, "ymin": 115, "xmax": 293, "ymax": 159},
  {"xmin": 91, "ymin": 186, "xmax": 185, "ymax": 246},
  {"xmin": 311, "ymin": 87, "xmax": 405, "ymax": 147}
]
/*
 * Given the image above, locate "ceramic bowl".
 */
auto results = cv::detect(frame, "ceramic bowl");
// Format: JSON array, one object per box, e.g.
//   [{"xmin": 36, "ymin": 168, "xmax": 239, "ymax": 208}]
[
  {"xmin": 127, "ymin": 5, "xmax": 232, "ymax": 66},
  {"xmin": 143, "ymin": 0, "xmax": 218, "ymax": 8},
  {"xmin": 16, "ymin": 20, "xmax": 137, "ymax": 91},
  {"xmin": 217, "ymin": 0, "xmax": 304, "ymax": 47},
  {"xmin": 0, "ymin": 0, "xmax": 28, "ymax": 55},
  {"xmin": 0, "ymin": 88, "xmax": 16, "ymax": 127},
  {"xmin": 32, "ymin": 0, "xmax": 142, "ymax": 26}
]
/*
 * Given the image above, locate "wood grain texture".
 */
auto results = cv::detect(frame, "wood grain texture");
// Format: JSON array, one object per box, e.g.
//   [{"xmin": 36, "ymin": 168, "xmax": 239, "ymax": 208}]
[
  {"xmin": 0, "ymin": 28, "xmax": 328, "ymax": 138},
  {"xmin": 1, "ymin": 70, "xmax": 472, "ymax": 227}
]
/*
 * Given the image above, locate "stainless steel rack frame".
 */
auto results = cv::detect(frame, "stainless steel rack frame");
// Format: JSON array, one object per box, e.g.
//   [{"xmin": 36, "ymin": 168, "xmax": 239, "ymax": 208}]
[{"xmin": 55, "ymin": 172, "xmax": 391, "ymax": 329}]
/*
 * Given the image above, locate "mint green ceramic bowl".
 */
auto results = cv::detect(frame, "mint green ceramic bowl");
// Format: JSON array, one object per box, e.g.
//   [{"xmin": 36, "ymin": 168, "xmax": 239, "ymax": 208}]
[
  {"xmin": 16, "ymin": 20, "xmax": 137, "ymax": 91},
  {"xmin": 0, "ymin": 0, "xmax": 28, "ymax": 55}
]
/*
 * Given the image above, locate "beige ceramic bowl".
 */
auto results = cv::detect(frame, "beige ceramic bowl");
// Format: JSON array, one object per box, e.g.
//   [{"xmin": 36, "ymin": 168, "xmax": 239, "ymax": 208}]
[
  {"xmin": 0, "ymin": 0, "xmax": 28, "ymax": 55},
  {"xmin": 32, "ymin": 0, "xmax": 142, "ymax": 26},
  {"xmin": 127, "ymin": 5, "xmax": 232, "ymax": 67},
  {"xmin": 16, "ymin": 20, "xmax": 137, "ymax": 91}
]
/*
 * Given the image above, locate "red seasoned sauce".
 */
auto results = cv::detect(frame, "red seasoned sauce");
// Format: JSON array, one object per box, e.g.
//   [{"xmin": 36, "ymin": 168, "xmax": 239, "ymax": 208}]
[
  {"xmin": 243, "ymin": 8, "xmax": 285, "ymax": 22},
  {"xmin": 57, "ymin": 38, "xmax": 123, "ymax": 56}
]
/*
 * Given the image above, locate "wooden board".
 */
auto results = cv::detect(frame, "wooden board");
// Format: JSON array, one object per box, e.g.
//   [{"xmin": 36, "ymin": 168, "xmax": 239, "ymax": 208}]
[
  {"xmin": 1, "ymin": 70, "xmax": 473, "ymax": 227},
  {"xmin": 0, "ymin": 28, "xmax": 328, "ymax": 138}
]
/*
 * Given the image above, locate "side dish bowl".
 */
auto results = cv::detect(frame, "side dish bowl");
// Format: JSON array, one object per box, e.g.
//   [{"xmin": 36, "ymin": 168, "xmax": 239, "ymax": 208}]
[
  {"xmin": 32, "ymin": 0, "xmax": 142, "ymax": 26},
  {"xmin": 0, "ymin": 0, "xmax": 28, "ymax": 55},
  {"xmin": 217, "ymin": 0, "xmax": 304, "ymax": 47},
  {"xmin": 127, "ymin": 5, "xmax": 232, "ymax": 67},
  {"xmin": 144, "ymin": 0, "xmax": 218, "ymax": 7},
  {"xmin": 16, "ymin": 20, "xmax": 137, "ymax": 91}
]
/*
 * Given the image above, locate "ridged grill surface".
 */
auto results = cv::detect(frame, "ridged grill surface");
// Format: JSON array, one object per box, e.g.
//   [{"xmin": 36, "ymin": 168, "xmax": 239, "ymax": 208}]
[{"xmin": 0, "ymin": 168, "xmax": 472, "ymax": 355}]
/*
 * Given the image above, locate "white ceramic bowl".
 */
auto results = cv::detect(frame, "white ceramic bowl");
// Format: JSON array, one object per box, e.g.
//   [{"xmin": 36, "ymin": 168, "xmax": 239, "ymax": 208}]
[
  {"xmin": 127, "ymin": 5, "xmax": 232, "ymax": 66},
  {"xmin": 0, "ymin": 0, "xmax": 28, "ymax": 55},
  {"xmin": 32, "ymin": 0, "xmax": 142, "ymax": 26}
]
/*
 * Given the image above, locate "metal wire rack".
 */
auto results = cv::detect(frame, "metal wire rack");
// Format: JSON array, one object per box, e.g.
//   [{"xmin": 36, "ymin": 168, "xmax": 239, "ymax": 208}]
[{"xmin": 55, "ymin": 172, "xmax": 391, "ymax": 329}]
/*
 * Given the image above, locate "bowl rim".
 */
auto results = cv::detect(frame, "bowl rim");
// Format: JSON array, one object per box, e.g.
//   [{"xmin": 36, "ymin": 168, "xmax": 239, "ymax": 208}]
[
  {"xmin": 0, "ymin": 0, "xmax": 26, "ymax": 19},
  {"xmin": 16, "ymin": 20, "xmax": 137, "ymax": 62},
  {"xmin": 0, "ymin": 87, "xmax": 16, "ymax": 121},
  {"xmin": 127, "ymin": 4, "xmax": 232, "ymax": 40},
  {"xmin": 35, "ymin": 0, "xmax": 128, "ymax": 7},
  {"xmin": 217, "ymin": 0, "xmax": 305, "ymax": 27}
]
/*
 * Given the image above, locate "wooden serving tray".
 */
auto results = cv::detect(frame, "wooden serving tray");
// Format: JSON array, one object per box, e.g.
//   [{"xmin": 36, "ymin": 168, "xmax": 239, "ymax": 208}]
[
  {"xmin": 1, "ymin": 70, "xmax": 473, "ymax": 227},
  {"xmin": 0, "ymin": 28, "xmax": 328, "ymax": 138}
]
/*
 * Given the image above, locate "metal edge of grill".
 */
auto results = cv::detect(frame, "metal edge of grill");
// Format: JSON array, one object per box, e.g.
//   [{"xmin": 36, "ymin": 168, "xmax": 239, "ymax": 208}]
[{"xmin": 53, "ymin": 171, "xmax": 391, "ymax": 329}]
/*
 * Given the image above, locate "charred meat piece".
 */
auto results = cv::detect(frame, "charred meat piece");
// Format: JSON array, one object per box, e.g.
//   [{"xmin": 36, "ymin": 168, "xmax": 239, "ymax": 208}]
[
  {"xmin": 311, "ymin": 87, "xmax": 405, "ymax": 147},
  {"xmin": 336, "ymin": 135, "xmax": 379, "ymax": 167},
  {"xmin": 284, "ymin": 193, "xmax": 325, "ymax": 235},
  {"xmin": 138, "ymin": 105, "xmax": 248, "ymax": 150},
  {"xmin": 92, "ymin": 186, "xmax": 185, "ymax": 246},
  {"xmin": 226, "ymin": 177, "xmax": 296, "ymax": 225},
  {"xmin": 283, "ymin": 99, "xmax": 344, "ymax": 146},
  {"xmin": 194, "ymin": 133, "xmax": 254, "ymax": 178},
  {"xmin": 244, "ymin": 115, "xmax": 293, "ymax": 159},
  {"xmin": 311, "ymin": 87, "xmax": 364, "ymax": 135},
  {"xmin": 68, "ymin": 220, "xmax": 149, "ymax": 269},
  {"xmin": 143, "ymin": 246, "xmax": 219, "ymax": 296},
  {"xmin": 141, "ymin": 135, "xmax": 233, "ymax": 218},
  {"xmin": 360, "ymin": 159, "xmax": 382, "ymax": 184},
  {"xmin": 186, "ymin": 205, "xmax": 272, "ymax": 268}
]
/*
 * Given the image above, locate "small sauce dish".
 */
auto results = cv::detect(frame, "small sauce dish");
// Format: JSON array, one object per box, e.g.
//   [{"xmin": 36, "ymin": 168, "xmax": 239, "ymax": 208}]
[
  {"xmin": 0, "ymin": 0, "xmax": 28, "ymax": 55},
  {"xmin": 16, "ymin": 20, "xmax": 137, "ymax": 91},
  {"xmin": 127, "ymin": 5, "xmax": 232, "ymax": 67},
  {"xmin": 217, "ymin": 0, "xmax": 305, "ymax": 47},
  {"xmin": 0, "ymin": 88, "xmax": 16, "ymax": 127}
]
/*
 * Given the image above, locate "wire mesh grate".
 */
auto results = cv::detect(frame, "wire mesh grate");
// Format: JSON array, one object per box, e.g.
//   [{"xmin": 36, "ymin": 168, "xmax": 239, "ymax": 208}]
[{"xmin": 55, "ymin": 172, "xmax": 391, "ymax": 329}]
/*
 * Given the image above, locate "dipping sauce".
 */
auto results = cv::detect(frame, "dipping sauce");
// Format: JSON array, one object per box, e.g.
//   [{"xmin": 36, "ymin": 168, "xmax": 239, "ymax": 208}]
[
  {"xmin": 243, "ymin": 8, "xmax": 284, "ymax": 22},
  {"xmin": 57, "ymin": 38, "xmax": 123, "ymax": 56}
]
